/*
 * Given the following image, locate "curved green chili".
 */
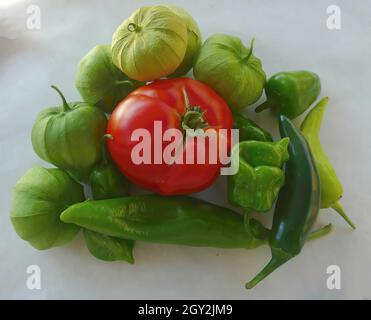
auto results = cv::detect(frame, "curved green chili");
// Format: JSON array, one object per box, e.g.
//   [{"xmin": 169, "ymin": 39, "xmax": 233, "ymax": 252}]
[
  {"xmin": 246, "ymin": 115, "xmax": 322, "ymax": 289},
  {"xmin": 301, "ymin": 97, "xmax": 355, "ymax": 229}
]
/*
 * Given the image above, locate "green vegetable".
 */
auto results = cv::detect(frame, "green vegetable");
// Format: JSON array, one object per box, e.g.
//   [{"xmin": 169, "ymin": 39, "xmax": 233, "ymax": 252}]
[
  {"xmin": 301, "ymin": 97, "xmax": 355, "ymax": 229},
  {"xmin": 111, "ymin": 5, "xmax": 188, "ymax": 81},
  {"xmin": 10, "ymin": 167, "xmax": 84, "ymax": 250},
  {"xmin": 233, "ymin": 112, "xmax": 272, "ymax": 142},
  {"xmin": 246, "ymin": 116, "xmax": 321, "ymax": 289},
  {"xmin": 194, "ymin": 34, "xmax": 266, "ymax": 111},
  {"xmin": 61, "ymin": 195, "xmax": 268, "ymax": 249},
  {"xmin": 85, "ymin": 134, "xmax": 135, "ymax": 263},
  {"xmin": 164, "ymin": 4, "xmax": 202, "ymax": 77},
  {"xmin": 31, "ymin": 86, "xmax": 107, "ymax": 181},
  {"xmin": 89, "ymin": 134, "xmax": 130, "ymax": 200},
  {"xmin": 256, "ymin": 70, "xmax": 321, "ymax": 119},
  {"xmin": 83, "ymin": 230, "xmax": 134, "ymax": 263},
  {"xmin": 76, "ymin": 44, "xmax": 144, "ymax": 114},
  {"xmin": 228, "ymin": 138, "xmax": 289, "ymax": 212}
]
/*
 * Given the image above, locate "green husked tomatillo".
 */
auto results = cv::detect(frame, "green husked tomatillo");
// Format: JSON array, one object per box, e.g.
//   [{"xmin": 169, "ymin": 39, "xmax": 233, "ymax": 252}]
[
  {"xmin": 31, "ymin": 86, "xmax": 107, "ymax": 181},
  {"xmin": 194, "ymin": 34, "xmax": 266, "ymax": 111},
  {"xmin": 76, "ymin": 45, "xmax": 144, "ymax": 114},
  {"xmin": 61, "ymin": 195, "xmax": 268, "ymax": 249},
  {"xmin": 10, "ymin": 167, "xmax": 84, "ymax": 250},
  {"xmin": 111, "ymin": 5, "xmax": 188, "ymax": 81},
  {"xmin": 165, "ymin": 4, "xmax": 202, "ymax": 77}
]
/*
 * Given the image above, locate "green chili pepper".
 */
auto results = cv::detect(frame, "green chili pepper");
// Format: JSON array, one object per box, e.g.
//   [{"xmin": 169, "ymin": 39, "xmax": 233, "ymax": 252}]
[
  {"xmin": 61, "ymin": 195, "xmax": 268, "ymax": 249},
  {"xmin": 301, "ymin": 97, "xmax": 355, "ymax": 229},
  {"xmin": 228, "ymin": 138, "xmax": 289, "ymax": 213},
  {"xmin": 233, "ymin": 112, "xmax": 272, "ymax": 142},
  {"xmin": 85, "ymin": 134, "xmax": 134, "ymax": 263},
  {"xmin": 256, "ymin": 71, "xmax": 321, "ymax": 119},
  {"xmin": 246, "ymin": 115, "xmax": 322, "ymax": 289},
  {"xmin": 89, "ymin": 134, "xmax": 130, "ymax": 200}
]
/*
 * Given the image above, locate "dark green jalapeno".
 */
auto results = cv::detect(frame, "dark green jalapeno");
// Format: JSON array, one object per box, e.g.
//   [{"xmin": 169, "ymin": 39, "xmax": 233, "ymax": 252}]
[{"xmin": 246, "ymin": 115, "xmax": 324, "ymax": 289}]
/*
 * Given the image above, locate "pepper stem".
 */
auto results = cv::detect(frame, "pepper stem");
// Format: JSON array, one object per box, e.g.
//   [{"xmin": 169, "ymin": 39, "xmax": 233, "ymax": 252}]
[
  {"xmin": 51, "ymin": 85, "xmax": 70, "ymax": 112},
  {"xmin": 307, "ymin": 223, "xmax": 333, "ymax": 241},
  {"xmin": 331, "ymin": 201, "xmax": 356, "ymax": 229},
  {"xmin": 115, "ymin": 80, "xmax": 133, "ymax": 87},
  {"xmin": 255, "ymin": 100, "xmax": 271, "ymax": 113},
  {"xmin": 101, "ymin": 134, "xmax": 113, "ymax": 164},
  {"xmin": 181, "ymin": 88, "xmax": 208, "ymax": 131},
  {"xmin": 245, "ymin": 248, "xmax": 293, "ymax": 289}
]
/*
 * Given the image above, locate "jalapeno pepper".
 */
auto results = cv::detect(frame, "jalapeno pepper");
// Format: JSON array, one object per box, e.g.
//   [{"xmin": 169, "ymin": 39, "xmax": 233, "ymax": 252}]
[
  {"xmin": 61, "ymin": 195, "xmax": 268, "ymax": 249},
  {"xmin": 301, "ymin": 97, "xmax": 355, "ymax": 229},
  {"xmin": 246, "ymin": 115, "xmax": 322, "ymax": 289},
  {"xmin": 233, "ymin": 112, "xmax": 272, "ymax": 142},
  {"xmin": 256, "ymin": 71, "xmax": 321, "ymax": 119},
  {"xmin": 85, "ymin": 135, "xmax": 134, "ymax": 263}
]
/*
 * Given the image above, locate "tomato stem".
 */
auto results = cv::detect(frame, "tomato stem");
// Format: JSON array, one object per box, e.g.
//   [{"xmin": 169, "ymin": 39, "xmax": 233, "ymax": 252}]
[{"xmin": 181, "ymin": 88, "xmax": 208, "ymax": 131}]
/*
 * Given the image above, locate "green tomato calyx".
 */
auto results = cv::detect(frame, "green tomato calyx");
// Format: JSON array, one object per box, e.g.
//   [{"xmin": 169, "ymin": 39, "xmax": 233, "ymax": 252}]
[
  {"xmin": 51, "ymin": 85, "xmax": 71, "ymax": 112},
  {"xmin": 181, "ymin": 88, "xmax": 208, "ymax": 131},
  {"xmin": 127, "ymin": 23, "xmax": 141, "ymax": 33}
]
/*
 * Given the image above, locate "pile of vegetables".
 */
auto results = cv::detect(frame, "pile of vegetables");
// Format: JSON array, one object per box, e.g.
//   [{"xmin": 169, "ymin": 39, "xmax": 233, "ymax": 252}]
[{"xmin": 10, "ymin": 4, "xmax": 355, "ymax": 289}]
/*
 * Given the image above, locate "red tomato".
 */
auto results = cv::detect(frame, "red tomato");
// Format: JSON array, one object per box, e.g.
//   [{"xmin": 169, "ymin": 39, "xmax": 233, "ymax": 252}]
[{"xmin": 107, "ymin": 78, "xmax": 233, "ymax": 195}]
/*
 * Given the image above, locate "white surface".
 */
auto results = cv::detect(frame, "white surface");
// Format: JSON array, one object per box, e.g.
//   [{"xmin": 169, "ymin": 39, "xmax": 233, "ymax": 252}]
[{"xmin": 1, "ymin": 0, "xmax": 371, "ymax": 300}]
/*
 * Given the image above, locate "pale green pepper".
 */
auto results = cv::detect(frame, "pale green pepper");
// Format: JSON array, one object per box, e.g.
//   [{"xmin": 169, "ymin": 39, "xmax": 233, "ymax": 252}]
[{"xmin": 301, "ymin": 97, "xmax": 355, "ymax": 229}]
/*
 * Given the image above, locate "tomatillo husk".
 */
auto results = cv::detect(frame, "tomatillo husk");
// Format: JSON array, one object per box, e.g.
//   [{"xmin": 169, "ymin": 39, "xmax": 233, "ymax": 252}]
[
  {"xmin": 31, "ymin": 86, "xmax": 107, "ymax": 181},
  {"xmin": 194, "ymin": 34, "xmax": 266, "ymax": 111},
  {"xmin": 76, "ymin": 44, "xmax": 144, "ymax": 114},
  {"xmin": 164, "ymin": 4, "xmax": 202, "ymax": 77},
  {"xmin": 111, "ymin": 5, "xmax": 188, "ymax": 81},
  {"xmin": 10, "ymin": 167, "xmax": 84, "ymax": 250}
]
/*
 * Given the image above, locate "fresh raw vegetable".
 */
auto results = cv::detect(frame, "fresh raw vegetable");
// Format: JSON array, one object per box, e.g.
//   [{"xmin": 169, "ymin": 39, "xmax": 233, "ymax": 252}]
[
  {"xmin": 301, "ymin": 97, "xmax": 355, "ymax": 229},
  {"xmin": 233, "ymin": 112, "xmax": 272, "ymax": 142},
  {"xmin": 10, "ymin": 167, "xmax": 84, "ymax": 250},
  {"xmin": 31, "ymin": 86, "xmax": 107, "ymax": 181},
  {"xmin": 9, "ymin": 3, "xmax": 353, "ymax": 290},
  {"xmin": 111, "ymin": 5, "xmax": 188, "ymax": 81},
  {"xmin": 256, "ymin": 70, "xmax": 321, "ymax": 119},
  {"xmin": 83, "ymin": 230, "xmax": 135, "ymax": 263},
  {"xmin": 90, "ymin": 134, "xmax": 130, "ymax": 200},
  {"xmin": 76, "ymin": 44, "xmax": 144, "ymax": 113},
  {"xmin": 193, "ymin": 34, "xmax": 266, "ymax": 111},
  {"xmin": 246, "ymin": 116, "xmax": 321, "ymax": 289},
  {"xmin": 106, "ymin": 77, "xmax": 233, "ymax": 195},
  {"xmin": 228, "ymin": 138, "xmax": 289, "ymax": 232},
  {"xmin": 61, "ymin": 195, "xmax": 268, "ymax": 249},
  {"xmin": 87, "ymin": 134, "xmax": 135, "ymax": 263},
  {"xmin": 164, "ymin": 4, "xmax": 202, "ymax": 77}
]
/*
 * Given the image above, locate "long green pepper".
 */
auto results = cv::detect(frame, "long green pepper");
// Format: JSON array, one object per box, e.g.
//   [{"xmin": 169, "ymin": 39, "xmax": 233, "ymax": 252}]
[
  {"xmin": 246, "ymin": 116, "xmax": 322, "ymax": 289},
  {"xmin": 301, "ymin": 97, "xmax": 355, "ymax": 229},
  {"xmin": 61, "ymin": 195, "xmax": 269, "ymax": 249}
]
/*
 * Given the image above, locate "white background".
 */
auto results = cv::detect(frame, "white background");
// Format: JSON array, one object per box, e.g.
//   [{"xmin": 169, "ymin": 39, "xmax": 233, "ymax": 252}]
[{"xmin": 1, "ymin": 0, "xmax": 371, "ymax": 299}]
